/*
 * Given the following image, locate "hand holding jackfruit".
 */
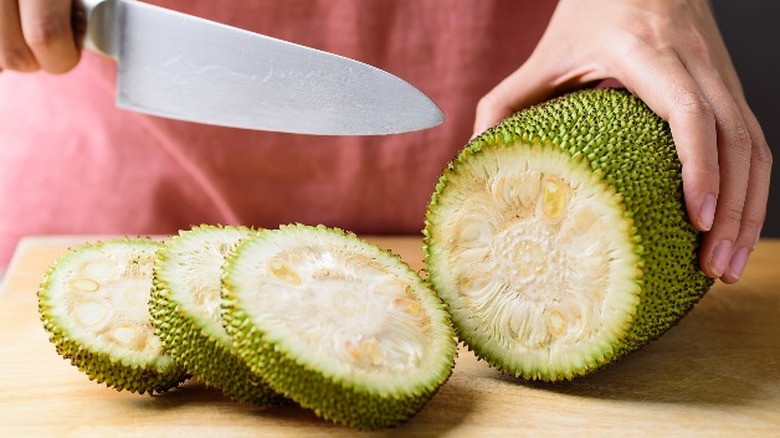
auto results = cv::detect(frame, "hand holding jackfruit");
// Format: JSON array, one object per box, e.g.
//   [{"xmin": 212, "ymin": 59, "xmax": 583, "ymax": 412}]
[{"xmin": 424, "ymin": 88, "xmax": 714, "ymax": 381}]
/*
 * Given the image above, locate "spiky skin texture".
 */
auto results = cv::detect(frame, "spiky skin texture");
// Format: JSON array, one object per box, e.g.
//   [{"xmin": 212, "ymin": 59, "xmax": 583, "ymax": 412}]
[
  {"xmin": 38, "ymin": 238, "xmax": 188, "ymax": 394},
  {"xmin": 424, "ymin": 88, "xmax": 714, "ymax": 381},
  {"xmin": 150, "ymin": 225, "xmax": 285, "ymax": 405},
  {"xmin": 222, "ymin": 224, "xmax": 457, "ymax": 429}
]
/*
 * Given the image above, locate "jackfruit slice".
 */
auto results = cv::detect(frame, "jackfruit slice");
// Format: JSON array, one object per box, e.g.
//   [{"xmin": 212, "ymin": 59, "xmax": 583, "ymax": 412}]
[
  {"xmin": 150, "ymin": 225, "xmax": 285, "ymax": 405},
  {"xmin": 424, "ymin": 88, "xmax": 714, "ymax": 381},
  {"xmin": 221, "ymin": 224, "xmax": 457, "ymax": 429},
  {"xmin": 38, "ymin": 238, "xmax": 188, "ymax": 393}
]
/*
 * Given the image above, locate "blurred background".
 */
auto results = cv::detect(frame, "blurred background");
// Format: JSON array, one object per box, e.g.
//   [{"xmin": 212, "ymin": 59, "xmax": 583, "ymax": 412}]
[{"xmin": 712, "ymin": 0, "xmax": 778, "ymax": 237}]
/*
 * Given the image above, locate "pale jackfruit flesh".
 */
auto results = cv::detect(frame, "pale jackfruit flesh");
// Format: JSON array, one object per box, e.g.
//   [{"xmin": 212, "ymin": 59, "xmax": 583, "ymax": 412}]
[
  {"xmin": 221, "ymin": 224, "xmax": 457, "ymax": 429},
  {"xmin": 424, "ymin": 88, "xmax": 714, "ymax": 381},
  {"xmin": 150, "ymin": 225, "xmax": 285, "ymax": 405},
  {"xmin": 38, "ymin": 238, "xmax": 188, "ymax": 393}
]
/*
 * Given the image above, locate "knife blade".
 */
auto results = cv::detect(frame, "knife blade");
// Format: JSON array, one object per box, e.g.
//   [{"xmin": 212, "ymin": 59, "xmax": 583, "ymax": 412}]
[{"xmin": 81, "ymin": 0, "xmax": 444, "ymax": 135}]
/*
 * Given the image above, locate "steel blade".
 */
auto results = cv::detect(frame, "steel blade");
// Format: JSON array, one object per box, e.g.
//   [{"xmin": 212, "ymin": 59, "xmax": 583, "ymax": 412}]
[{"xmin": 98, "ymin": 1, "xmax": 444, "ymax": 135}]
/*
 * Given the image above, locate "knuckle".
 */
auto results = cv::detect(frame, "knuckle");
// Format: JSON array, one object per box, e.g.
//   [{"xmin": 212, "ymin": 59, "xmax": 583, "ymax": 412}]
[
  {"xmin": 739, "ymin": 216, "xmax": 764, "ymax": 236},
  {"xmin": 682, "ymin": 160, "xmax": 719, "ymax": 184},
  {"xmin": 686, "ymin": 32, "xmax": 709, "ymax": 53},
  {"xmin": 628, "ymin": 11, "xmax": 668, "ymax": 47},
  {"xmin": 624, "ymin": 26, "xmax": 655, "ymax": 49},
  {"xmin": 476, "ymin": 94, "xmax": 497, "ymax": 113},
  {"xmin": 24, "ymin": 19, "xmax": 67, "ymax": 50},
  {"xmin": 723, "ymin": 123, "xmax": 754, "ymax": 164},
  {"xmin": 613, "ymin": 31, "xmax": 660, "ymax": 61},
  {"xmin": 674, "ymin": 92, "xmax": 713, "ymax": 120},
  {"xmin": 681, "ymin": 31, "xmax": 713, "ymax": 65},
  {"xmin": 719, "ymin": 203, "xmax": 744, "ymax": 225},
  {"xmin": 729, "ymin": 124, "xmax": 752, "ymax": 149},
  {"xmin": 475, "ymin": 94, "xmax": 504, "ymax": 120},
  {"xmin": 753, "ymin": 141, "xmax": 773, "ymax": 168},
  {"xmin": 698, "ymin": 161, "xmax": 720, "ymax": 179}
]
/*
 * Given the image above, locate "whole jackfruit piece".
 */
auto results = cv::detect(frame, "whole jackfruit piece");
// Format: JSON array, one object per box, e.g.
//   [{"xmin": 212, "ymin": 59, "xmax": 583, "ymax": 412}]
[
  {"xmin": 221, "ymin": 224, "xmax": 457, "ymax": 429},
  {"xmin": 149, "ymin": 224, "xmax": 285, "ymax": 405},
  {"xmin": 424, "ymin": 88, "xmax": 714, "ymax": 382},
  {"xmin": 38, "ymin": 238, "xmax": 188, "ymax": 393}
]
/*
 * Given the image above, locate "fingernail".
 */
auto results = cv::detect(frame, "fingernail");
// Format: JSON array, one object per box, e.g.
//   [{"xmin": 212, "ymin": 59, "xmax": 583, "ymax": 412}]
[
  {"xmin": 710, "ymin": 239, "xmax": 733, "ymax": 277},
  {"xmin": 698, "ymin": 194, "xmax": 716, "ymax": 231},
  {"xmin": 727, "ymin": 247, "xmax": 750, "ymax": 281}
]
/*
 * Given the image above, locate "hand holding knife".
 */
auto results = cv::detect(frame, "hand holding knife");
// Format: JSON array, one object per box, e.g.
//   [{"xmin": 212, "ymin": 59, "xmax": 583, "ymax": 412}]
[{"xmin": 8, "ymin": 0, "xmax": 445, "ymax": 135}]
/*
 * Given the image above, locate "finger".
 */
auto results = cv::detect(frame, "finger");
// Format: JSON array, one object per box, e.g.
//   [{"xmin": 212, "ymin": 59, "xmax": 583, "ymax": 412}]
[
  {"xmin": 472, "ymin": 57, "xmax": 606, "ymax": 138},
  {"xmin": 671, "ymin": 7, "xmax": 765, "ymax": 282},
  {"xmin": 0, "ymin": 0, "xmax": 39, "ymax": 71},
  {"xmin": 676, "ymin": 61, "xmax": 753, "ymax": 280},
  {"xmin": 693, "ymin": 94, "xmax": 751, "ymax": 280},
  {"xmin": 472, "ymin": 57, "xmax": 558, "ymax": 137},
  {"xmin": 720, "ymin": 107, "xmax": 772, "ymax": 283},
  {"xmin": 18, "ymin": 0, "xmax": 80, "ymax": 73},
  {"xmin": 692, "ymin": 32, "xmax": 772, "ymax": 281},
  {"xmin": 610, "ymin": 46, "xmax": 722, "ymax": 244}
]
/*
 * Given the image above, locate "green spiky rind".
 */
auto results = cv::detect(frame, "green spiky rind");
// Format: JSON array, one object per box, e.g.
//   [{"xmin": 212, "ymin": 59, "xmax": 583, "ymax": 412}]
[
  {"xmin": 222, "ymin": 224, "xmax": 457, "ymax": 429},
  {"xmin": 38, "ymin": 238, "xmax": 189, "ymax": 394},
  {"xmin": 424, "ymin": 88, "xmax": 714, "ymax": 381},
  {"xmin": 150, "ymin": 224, "xmax": 286, "ymax": 405}
]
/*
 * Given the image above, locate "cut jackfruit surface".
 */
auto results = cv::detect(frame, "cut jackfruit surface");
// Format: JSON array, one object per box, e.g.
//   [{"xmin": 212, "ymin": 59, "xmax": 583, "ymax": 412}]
[
  {"xmin": 424, "ymin": 88, "xmax": 714, "ymax": 381},
  {"xmin": 38, "ymin": 238, "xmax": 188, "ymax": 393},
  {"xmin": 221, "ymin": 224, "xmax": 457, "ymax": 429},
  {"xmin": 150, "ymin": 225, "xmax": 285, "ymax": 405}
]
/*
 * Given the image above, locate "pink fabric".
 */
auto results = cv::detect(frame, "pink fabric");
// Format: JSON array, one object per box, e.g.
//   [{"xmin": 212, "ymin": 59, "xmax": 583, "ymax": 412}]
[{"xmin": 0, "ymin": 0, "xmax": 556, "ymax": 269}]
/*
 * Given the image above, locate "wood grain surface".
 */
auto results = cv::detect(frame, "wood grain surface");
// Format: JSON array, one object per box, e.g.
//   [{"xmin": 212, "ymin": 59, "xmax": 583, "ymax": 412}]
[{"xmin": 1, "ymin": 236, "xmax": 778, "ymax": 436}]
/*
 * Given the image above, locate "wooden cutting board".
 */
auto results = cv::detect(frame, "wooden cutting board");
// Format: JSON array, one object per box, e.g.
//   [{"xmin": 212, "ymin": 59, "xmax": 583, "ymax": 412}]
[{"xmin": 1, "ymin": 236, "xmax": 779, "ymax": 436}]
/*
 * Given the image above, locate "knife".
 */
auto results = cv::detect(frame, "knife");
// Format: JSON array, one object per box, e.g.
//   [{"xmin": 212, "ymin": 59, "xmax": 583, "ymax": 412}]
[{"xmin": 79, "ymin": 0, "xmax": 444, "ymax": 135}]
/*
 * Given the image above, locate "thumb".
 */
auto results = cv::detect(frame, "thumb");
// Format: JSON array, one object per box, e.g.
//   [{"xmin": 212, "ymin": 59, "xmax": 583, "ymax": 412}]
[{"xmin": 472, "ymin": 58, "xmax": 557, "ymax": 138}]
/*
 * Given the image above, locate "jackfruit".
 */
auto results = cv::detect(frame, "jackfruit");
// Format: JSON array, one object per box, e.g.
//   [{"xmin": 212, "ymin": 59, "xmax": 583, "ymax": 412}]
[
  {"xmin": 38, "ymin": 238, "xmax": 188, "ymax": 393},
  {"xmin": 149, "ymin": 224, "xmax": 285, "ymax": 405},
  {"xmin": 424, "ymin": 88, "xmax": 714, "ymax": 381},
  {"xmin": 221, "ymin": 224, "xmax": 457, "ymax": 429}
]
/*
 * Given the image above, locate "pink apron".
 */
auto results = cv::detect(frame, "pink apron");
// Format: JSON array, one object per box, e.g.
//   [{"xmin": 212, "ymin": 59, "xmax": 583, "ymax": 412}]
[{"xmin": 0, "ymin": 0, "xmax": 555, "ymax": 268}]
